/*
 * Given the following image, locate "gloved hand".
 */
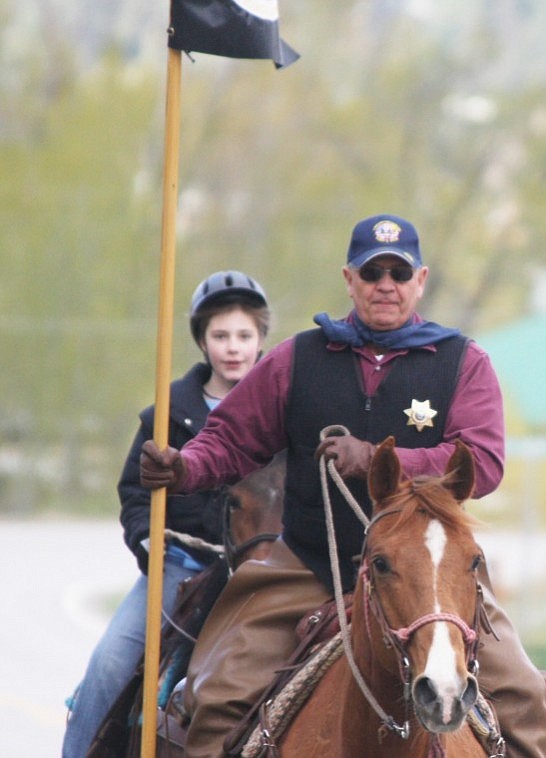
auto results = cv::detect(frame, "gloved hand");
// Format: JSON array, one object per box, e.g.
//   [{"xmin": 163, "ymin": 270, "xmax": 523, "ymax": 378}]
[
  {"xmin": 315, "ymin": 434, "xmax": 376, "ymax": 480},
  {"xmin": 140, "ymin": 440, "xmax": 186, "ymax": 492}
]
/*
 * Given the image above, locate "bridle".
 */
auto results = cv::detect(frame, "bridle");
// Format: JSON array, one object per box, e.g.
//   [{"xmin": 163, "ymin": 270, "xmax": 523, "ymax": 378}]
[
  {"xmin": 358, "ymin": 506, "xmax": 482, "ymax": 747},
  {"xmin": 362, "ymin": 507, "xmax": 481, "ymax": 675},
  {"xmin": 221, "ymin": 486, "xmax": 280, "ymax": 572},
  {"xmin": 318, "ymin": 426, "xmax": 486, "ymax": 746}
]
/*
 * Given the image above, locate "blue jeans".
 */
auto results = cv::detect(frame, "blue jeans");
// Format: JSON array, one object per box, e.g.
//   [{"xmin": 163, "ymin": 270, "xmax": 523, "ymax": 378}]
[{"xmin": 62, "ymin": 545, "xmax": 205, "ymax": 758}]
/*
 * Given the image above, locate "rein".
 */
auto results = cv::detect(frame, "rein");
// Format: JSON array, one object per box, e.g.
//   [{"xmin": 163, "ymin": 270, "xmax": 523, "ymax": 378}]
[
  {"xmin": 318, "ymin": 426, "xmax": 410, "ymax": 739},
  {"xmin": 318, "ymin": 425, "xmax": 481, "ymax": 746}
]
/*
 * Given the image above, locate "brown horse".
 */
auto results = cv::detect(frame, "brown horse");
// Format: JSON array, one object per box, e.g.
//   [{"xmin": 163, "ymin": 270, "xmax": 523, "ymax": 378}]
[
  {"xmin": 88, "ymin": 452, "xmax": 285, "ymax": 758},
  {"xmin": 222, "ymin": 450, "xmax": 286, "ymax": 567},
  {"xmin": 279, "ymin": 438, "xmax": 488, "ymax": 757}
]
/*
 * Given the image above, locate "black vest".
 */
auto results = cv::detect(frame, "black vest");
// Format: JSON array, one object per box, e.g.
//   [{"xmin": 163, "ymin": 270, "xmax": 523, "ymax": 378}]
[{"xmin": 283, "ymin": 328, "xmax": 469, "ymax": 593}]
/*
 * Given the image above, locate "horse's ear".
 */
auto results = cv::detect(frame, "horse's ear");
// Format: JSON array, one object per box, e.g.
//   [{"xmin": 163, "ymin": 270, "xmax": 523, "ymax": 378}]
[
  {"xmin": 368, "ymin": 436, "xmax": 401, "ymax": 507},
  {"xmin": 444, "ymin": 440, "xmax": 475, "ymax": 502}
]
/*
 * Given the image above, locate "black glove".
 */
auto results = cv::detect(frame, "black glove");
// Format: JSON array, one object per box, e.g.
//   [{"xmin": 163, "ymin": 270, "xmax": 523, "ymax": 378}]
[
  {"xmin": 140, "ymin": 440, "xmax": 187, "ymax": 492},
  {"xmin": 315, "ymin": 435, "xmax": 376, "ymax": 480}
]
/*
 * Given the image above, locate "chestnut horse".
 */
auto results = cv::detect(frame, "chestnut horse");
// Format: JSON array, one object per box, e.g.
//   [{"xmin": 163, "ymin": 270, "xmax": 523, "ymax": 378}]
[{"xmin": 279, "ymin": 438, "xmax": 488, "ymax": 757}]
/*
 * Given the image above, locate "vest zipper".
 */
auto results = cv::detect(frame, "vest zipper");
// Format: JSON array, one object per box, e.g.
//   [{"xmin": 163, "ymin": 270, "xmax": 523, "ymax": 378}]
[{"xmin": 364, "ymin": 397, "xmax": 372, "ymax": 411}]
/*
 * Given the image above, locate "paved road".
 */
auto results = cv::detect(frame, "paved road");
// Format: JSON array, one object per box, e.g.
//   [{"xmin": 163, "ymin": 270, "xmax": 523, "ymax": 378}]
[
  {"xmin": 0, "ymin": 519, "xmax": 136, "ymax": 758},
  {"xmin": 0, "ymin": 519, "xmax": 544, "ymax": 758}
]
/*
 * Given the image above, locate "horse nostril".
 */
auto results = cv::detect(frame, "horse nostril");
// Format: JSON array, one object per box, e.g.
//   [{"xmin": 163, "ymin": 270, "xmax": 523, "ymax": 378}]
[{"xmin": 413, "ymin": 676, "xmax": 438, "ymax": 707}]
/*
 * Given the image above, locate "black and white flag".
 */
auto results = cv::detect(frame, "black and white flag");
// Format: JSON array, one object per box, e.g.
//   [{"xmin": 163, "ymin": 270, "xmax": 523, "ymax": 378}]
[{"xmin": 168, "ymin": 0, "xmax": 299, "ymax": 68}]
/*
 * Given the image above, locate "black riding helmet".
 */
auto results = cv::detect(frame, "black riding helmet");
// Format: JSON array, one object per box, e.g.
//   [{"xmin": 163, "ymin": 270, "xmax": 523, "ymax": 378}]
[{"xmin": 190, "ymin": 270, "xmax": 269, "ymax": 344}]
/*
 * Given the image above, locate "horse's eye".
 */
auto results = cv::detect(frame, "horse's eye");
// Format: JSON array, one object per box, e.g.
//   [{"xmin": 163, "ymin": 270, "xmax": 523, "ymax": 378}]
[
  {"xmin": 225, "ymin": 493, "xmax": 241, "ymax": 511},
  {"xmin": 372, "ymin": 556, "xmax": 390, "ymax": 574},
  {"xmin": 470, "ymin": 554, "xmax": 482, "ymax": 572},
  {"xmin": 228, "ymin": 495, "xmax": 241, "ymax": 511}
]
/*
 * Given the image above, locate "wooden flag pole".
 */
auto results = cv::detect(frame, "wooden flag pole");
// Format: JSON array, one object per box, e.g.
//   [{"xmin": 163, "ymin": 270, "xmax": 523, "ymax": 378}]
[{"xmin": 141, "ymin": 44, "xmax": 182, "ymax": 758}]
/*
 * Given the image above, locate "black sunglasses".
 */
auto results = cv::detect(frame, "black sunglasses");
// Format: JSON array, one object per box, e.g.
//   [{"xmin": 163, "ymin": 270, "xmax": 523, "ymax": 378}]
[{"xmin": 358, "ymin": 263, "xmax": 415, "ymax": 283}]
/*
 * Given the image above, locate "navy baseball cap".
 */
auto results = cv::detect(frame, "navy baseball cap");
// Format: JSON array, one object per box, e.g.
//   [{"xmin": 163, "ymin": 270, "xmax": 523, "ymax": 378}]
[{"xmin": 347, "ymin": 214, "xmax": 422, "ymax": 269}]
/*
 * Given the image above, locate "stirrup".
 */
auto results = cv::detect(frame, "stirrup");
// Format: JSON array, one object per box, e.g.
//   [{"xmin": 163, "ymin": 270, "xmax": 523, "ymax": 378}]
[{"xmin": 167, "ymin": 677, "xmax": 188, "ymax": 722}]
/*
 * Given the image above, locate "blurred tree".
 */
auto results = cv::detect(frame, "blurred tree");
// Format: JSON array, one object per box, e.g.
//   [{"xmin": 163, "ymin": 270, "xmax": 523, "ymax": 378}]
[{"xmin": 1, "ymin": 0, "xmax": 546, "ymax": 513}]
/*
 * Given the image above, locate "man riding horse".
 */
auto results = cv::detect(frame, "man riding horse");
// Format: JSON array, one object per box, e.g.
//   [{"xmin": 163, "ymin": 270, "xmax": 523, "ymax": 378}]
[{"xmin": 141, "ymin": 214, "xmax": 546, "ymax": 757}]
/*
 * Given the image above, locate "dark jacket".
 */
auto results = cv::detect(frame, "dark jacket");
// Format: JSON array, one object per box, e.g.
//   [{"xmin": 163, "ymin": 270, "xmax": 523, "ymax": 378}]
[
  {"xmin": 118, "ymin": 362, "xmax": 224, "ymax": 570},
  {"xmin": 284, "ymin": 328, "xmax": 469, "ymax": 593}
]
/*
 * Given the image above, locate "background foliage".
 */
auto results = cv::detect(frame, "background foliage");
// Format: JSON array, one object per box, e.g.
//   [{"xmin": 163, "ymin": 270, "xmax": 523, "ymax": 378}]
[{"xmin": 1, "ymin": 0, "xmax": 546, "ymax": 518}]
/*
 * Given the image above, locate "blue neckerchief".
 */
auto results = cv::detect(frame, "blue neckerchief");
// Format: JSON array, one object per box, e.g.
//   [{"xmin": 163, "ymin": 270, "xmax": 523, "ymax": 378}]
[{"xmin": 313, "ymin": 311, "xmax": 461, "ymax": 349}]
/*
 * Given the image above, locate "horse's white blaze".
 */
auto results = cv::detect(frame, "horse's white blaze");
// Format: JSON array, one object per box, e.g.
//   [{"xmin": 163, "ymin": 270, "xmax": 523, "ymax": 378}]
[
  {"xmin": 425, "ymin": 519, "xmax": 446, "ymax": 574},
  {"xmin": 423, "ymin": 520, "xmax": 461, "ymax": 722}
]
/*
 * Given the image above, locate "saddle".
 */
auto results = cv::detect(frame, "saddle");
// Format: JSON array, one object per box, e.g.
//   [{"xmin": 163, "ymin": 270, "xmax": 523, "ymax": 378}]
[{"xmin": 222, "ymin": 594, "xmax": 353, "ymax": 756}]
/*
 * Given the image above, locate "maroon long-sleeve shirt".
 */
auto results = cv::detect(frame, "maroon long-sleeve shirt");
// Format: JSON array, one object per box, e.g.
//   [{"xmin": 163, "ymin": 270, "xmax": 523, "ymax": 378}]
[{"xmin": 180, "ymin": 330, "xmax": 505, "ymax": 499}]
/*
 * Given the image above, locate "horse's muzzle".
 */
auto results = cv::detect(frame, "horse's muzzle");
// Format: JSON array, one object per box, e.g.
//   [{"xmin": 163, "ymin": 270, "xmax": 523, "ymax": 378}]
[{"xmin": 412, "ymin": 672, "xmax": 479, "ymax": 733}]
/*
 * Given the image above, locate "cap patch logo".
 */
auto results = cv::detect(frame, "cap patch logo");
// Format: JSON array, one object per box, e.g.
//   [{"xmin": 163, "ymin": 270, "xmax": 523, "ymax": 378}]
[{"xmin": 373, "ymin": 220, "xmax": 402, "ymax": 244}]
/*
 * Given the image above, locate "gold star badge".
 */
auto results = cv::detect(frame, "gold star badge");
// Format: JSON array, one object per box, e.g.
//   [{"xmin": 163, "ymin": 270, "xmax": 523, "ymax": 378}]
[{"xmin": 404, "ymin": 399, "xmax": 437, "ymax": 432}]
